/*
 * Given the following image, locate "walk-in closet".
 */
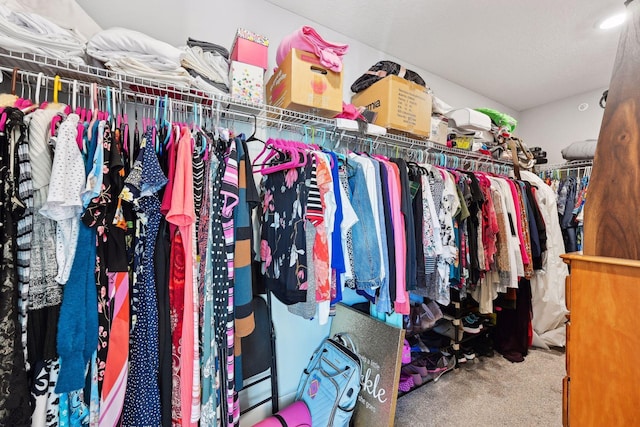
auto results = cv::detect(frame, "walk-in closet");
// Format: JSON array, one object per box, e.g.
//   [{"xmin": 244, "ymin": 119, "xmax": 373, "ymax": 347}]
[{"xmin": 0, "ymin": 0, "xmax": 636, "ymax": 426}]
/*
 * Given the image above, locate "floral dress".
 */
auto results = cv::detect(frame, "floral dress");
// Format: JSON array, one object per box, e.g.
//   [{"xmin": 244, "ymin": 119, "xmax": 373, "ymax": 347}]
[{"xmin": 260, "ymin": 158, "xmax": 312, "ymax": 305}]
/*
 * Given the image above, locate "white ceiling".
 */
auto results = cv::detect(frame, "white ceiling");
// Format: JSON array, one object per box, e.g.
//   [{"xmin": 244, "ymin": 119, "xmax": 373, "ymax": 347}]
[{"xmin": 266, "ymin": 0, "xmax": 624, "ymax": 111}]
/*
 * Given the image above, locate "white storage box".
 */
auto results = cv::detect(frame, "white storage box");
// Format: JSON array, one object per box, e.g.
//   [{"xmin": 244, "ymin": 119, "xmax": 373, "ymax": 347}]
[{"xmin": 446, "ymin": 108, "xmax": 491, "ymax": 132}]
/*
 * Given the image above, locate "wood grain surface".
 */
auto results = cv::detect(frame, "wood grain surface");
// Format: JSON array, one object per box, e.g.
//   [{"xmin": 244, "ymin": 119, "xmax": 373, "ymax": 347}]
[
  {"xmin": 583, "ymin": 0, "xmax": 640, "ymax": 259},
  {"xmin": 563, "ymin": 255, "xmax": 640, "ymax": 426}
]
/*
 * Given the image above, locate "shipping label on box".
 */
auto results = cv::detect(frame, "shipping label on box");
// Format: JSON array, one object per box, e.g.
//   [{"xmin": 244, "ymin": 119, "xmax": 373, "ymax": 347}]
[
  {"xmin": 351, "ymin": 75, "xmax": 432, "ymax": 138},
  {"xmin": 266, "ymin": 48, "xmax": 343, "ymax": 118},
  {"xmin": 229, "ymin": 61, "xmax": 265, "ymax": 105},
  {"xmin": 430, "ymin": 115, "xmax": 449, "ymax": 145}
]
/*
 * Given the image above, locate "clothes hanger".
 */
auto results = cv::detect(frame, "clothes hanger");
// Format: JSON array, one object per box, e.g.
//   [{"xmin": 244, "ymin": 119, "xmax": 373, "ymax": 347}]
[
  {"xmin": 33, "ymin": 72, "xmax": 44, "ymax": 106},
  {"xmin": 254, "ymin": 120, "xmax": 306, "ymax": 168},
  {"xmin": 333, "ymin": 130, "xmax": 348, "ymax": 163},
  {"xmin": 15, "ymin": 73, "xmax": 36, "ymax": 113},
  {"xmin": 258, "ymin": 147, "xmax": 304, "ymax": 175},
  {"xmin": 74, "ymin": 81, "xmax": 84, "ymax": 119},
  {"xmin": 255, "ymin": 138, "xmax": 306, "ymax": 175},
  {"xmin": 87, "ymin": 83, "xmax": 99, "ymax": 141},
  {"xmin": 245, "ymin": 114, "xmax": 266, "ymax": 146},
  {"xmin": 69, "ymin": 80, "xmax": 85, "ymax": 151},
  {"xmin": 190, "ymin": 102, "xmax": 210, "ymax": 160},
  {"xmin": 25, "ymin": 74, "xmax": 33, "ymax": 104},
  {"xmin": 158, "ymin": 95, "xmax": 171, "ymax": 155},
  {"xmin": 49, "ymin": 76, "xmax": 65, "ymax": 137},
  {"xmin": 252, "ymin": 137, "xmax": 283, "ymax": 172},
  {"xmin": 0, "ymin": 67, "xmax": 19, "ymax": 107}
]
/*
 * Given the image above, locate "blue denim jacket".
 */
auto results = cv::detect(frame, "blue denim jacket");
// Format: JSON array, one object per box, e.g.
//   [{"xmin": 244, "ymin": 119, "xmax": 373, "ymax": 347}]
[{"xmin": 347, "ymin": 161, "xmax": 382, "ymax": 290}]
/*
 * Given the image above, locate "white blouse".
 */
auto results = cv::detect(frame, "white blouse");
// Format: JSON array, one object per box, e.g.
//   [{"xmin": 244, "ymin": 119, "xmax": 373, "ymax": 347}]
[{"xmin": 39, "ymin": 114, "xmax": 85, "ymax": 284}]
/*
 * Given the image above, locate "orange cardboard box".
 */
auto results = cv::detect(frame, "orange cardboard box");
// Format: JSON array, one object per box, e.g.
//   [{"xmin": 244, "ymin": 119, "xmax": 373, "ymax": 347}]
[
  {"xmin": 351, "ymin": 75, "xmax": 432, "ymax": 138},
  {"xmin": 266, "ymin": 49, "xmax": 343, "ymax": 118}
]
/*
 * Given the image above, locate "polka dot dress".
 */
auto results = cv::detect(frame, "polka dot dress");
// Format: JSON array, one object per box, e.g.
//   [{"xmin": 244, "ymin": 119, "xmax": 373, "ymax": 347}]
[{"xmin": 121, "ymin": 129, "xmax": 167, "ymax": 426}]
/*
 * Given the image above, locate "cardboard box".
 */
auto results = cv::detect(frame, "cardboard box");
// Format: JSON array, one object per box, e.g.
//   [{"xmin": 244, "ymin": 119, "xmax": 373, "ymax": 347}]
[
  {"xmin": 231, "ymin": 28, "xmax": 269, "ymax": 70},
  {"xmin": 430, "ymin": 115, "xmax": 449, "ymax": 145},
  {"xmin": 351, "ymin": 75, "xmax": 432, "ymax": 138},
  {"xmin": 266, "ymin": 49, "xmax": 343, "ymax": 118},
  {"xmin": 229, "ymin": 61, "xmax": 265, "ymax": 104}
]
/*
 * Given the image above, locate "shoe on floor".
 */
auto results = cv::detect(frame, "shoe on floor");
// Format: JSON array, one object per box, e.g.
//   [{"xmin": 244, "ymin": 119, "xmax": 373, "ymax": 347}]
[
  {"xmin": 433, "ymin": 354, "xmax": 456, "ymax": 382},
  {"xmin": 433, "ymin": 319, "xmax": 455, "ymax": 339},
  {"xmin": 462, "ymin": 346, "xmax": 476, "ymax": 361},
  {"xmin": 399, "ymin": 373, "xmax": 415, "ymax": 393},
  {"xmin": 462, "ymin": 314, "xmax": 483, "ymax": 334},
  {"xmin": 402, "ymin": 363, "xmax": 429, "ymax": 378}
]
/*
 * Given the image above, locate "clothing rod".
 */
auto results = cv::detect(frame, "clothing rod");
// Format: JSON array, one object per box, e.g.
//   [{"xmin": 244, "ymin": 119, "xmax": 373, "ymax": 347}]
[
  {"xmin": 0, "ymin": 54, "xmax": 514, "ymax": 169},
  {"xmin": 535, "ymin": 160, "xmax": 593, "ymax": 172}
]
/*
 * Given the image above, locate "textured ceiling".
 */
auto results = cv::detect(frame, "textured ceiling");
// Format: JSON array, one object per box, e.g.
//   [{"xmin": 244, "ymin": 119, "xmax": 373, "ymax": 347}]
[{"xmin": 266, "ymin": 0, "xmax": 624, "ymax": 111}]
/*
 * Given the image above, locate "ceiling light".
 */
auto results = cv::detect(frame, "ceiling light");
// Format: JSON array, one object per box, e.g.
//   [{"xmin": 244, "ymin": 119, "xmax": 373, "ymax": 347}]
[{"xmin": 598, "ymin": 12, "xmax": 627, "ymax": 30}]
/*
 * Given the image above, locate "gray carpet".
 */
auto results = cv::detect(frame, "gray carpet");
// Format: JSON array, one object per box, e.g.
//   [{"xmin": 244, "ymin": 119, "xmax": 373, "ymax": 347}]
[{"xmin": 394, "ymin": 348, "xmax": 565, "ymax": 427}]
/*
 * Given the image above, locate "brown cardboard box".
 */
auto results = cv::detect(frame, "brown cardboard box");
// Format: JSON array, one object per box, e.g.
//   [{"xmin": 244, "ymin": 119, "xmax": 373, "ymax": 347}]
[
  {"xmin": 266, "ymin": 49, "xmax": 343, "ymax": 118},
  {"xmin": 430, "ymin": 115, "xmax": 449, "ymax": 145},
  {"xmin": 351, "ymin": 75, "xmax": 432, "ymax": 138}
]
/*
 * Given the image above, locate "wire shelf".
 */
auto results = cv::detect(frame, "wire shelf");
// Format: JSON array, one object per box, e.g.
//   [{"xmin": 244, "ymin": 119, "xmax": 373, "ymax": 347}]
[
  {"xmin": 0, "ymin": 48, "xmax": 514, "ymax": 169},
  {"xmin": 535, "ymin": 159, "xmax": 594, "ymax": 172}
]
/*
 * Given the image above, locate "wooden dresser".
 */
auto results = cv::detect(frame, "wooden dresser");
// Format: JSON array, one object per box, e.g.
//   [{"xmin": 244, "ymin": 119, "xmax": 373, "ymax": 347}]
[{"xmin": 561, "ymin": 253, "xmax": 640, "ymax": 426}]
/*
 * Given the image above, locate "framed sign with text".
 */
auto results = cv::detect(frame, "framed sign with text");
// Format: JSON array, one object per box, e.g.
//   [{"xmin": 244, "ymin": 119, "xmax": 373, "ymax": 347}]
[{"xmin": 330, "ymin": 304, "xmax": 405, "ymax": 427}]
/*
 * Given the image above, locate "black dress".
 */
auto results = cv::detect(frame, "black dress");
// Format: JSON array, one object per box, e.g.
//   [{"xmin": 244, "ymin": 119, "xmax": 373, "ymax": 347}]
[{"xmin": 0, "ymin": 107, "xmax": 31, "ymax": 426}]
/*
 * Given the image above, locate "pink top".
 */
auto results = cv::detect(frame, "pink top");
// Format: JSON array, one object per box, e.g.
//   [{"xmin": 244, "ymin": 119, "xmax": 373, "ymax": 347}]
[
  {"xmin": 160, "ymin": 125, "xmax": 179, "ymax": 216},
  {"xmin": 166, "ymin": 126, "xmax": 199, "ymax": 425},
  {"xmin": 276, "ymin": 26, "xmax": 349, "ymax": 72}
]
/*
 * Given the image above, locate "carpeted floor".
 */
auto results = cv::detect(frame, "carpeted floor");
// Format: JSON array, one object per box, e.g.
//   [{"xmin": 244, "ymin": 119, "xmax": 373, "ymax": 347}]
[{"xmin": 394, "ymin": 348, "xmax": 565, "ymax": 427}]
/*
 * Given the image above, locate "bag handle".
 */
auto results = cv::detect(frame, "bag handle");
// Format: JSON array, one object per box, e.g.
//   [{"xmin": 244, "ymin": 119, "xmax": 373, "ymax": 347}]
[
  {"xmin": 333, "ymin": 333, "xmax": 358, "ymax": 355},
  {"xmin": 305, "ymin": 351, "xmax": 355, "ymax": 379}
]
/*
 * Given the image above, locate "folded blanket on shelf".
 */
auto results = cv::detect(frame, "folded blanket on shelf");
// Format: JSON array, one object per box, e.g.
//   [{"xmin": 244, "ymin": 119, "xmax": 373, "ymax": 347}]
[
  {"xmin": 561, "ymin": 139, "xmax": 597, "ymax": 161},
  {"xmin": 191, "ymin": 74, "xmax": 228, "ymax": 96},
  {"xmin": 1, "ymin": 0, "xmax": 101, "ymax": 40},
  {"xmin": 181, "ymin": 45, "xmax": 229, "ymax": 94},
  {"xmin": 277, "ymin": 26, "xmax": 348, "ymax": 72},
  {"xmin": 87, "ymin": 27, "xmax": 193, "ymax": 86},
  {"xmin": 0, "ymin": 4, "xmax": 86, "ymax": 63},
  {"xmin": 102, "ymin": 56, "xmax": 194, "ymax": 87},
  {"xmin": 187, "ymin": 37, "xmax": 229, "ymax": 58}
]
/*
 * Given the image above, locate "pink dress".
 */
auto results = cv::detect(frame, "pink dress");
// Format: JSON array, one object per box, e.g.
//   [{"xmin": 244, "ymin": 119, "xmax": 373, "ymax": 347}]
[{"xmin": 165, "ymin": 126, "xmax": 199, "ymax": 426}]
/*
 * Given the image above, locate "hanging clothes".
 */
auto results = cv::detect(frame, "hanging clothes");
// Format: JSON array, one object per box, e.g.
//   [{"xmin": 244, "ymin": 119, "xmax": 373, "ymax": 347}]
[
  {"xmin": 522, "ymin": 171, "xmax": 569, "ymax": 349},
  {"xmin": 0, "ymin": 63, "xmax": 574, "ymax": 425},
  {"xmin": 0, "ymin": 107, "xmax": 31, "ymax": 427},
  {"xmin": 233, "ymin": 136, "xmax": 259, "ymax": 388},
  {"xmin": 260, "ymin": 154, "xmax": 312, "ymax": 304},
  {"xmin": 200, "ymin": 140, "xmax": 224, "ymax": 427},
  {"xmin": 120, "ymin": 128, "xmax": 166, "ymax": 426},
  {"xmin": 26, "ymin": 104, "xmax": 67, "ymax": 427}
]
